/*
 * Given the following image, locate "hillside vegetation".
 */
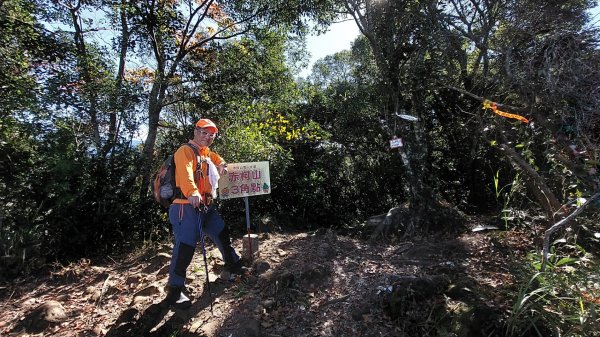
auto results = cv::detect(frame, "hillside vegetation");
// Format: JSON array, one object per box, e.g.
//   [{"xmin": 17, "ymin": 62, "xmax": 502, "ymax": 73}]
[{"xmin": 1, "ymin": 0, "xmax": 599, "ymax": 336}]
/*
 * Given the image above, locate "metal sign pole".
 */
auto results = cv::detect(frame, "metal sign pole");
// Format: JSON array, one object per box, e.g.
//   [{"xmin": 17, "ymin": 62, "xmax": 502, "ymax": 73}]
[{"xmin": 244, "ymin": 196, "xmax": 253, "ymax": 261}]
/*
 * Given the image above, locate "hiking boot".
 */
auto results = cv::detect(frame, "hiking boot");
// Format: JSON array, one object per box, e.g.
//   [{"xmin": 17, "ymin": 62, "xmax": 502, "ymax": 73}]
[
  {"xmin": 164, "ymin": 286, "xmax": 192, "ymax": 309},
  {"xmin": 220, "ymin": 261, "xmax": 248, "ymax": 281}
]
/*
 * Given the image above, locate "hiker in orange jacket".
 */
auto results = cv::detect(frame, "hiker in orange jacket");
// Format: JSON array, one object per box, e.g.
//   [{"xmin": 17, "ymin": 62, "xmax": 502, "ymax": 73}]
[{"xmin": 164, "ymin": 118, "xmax": 245, "ymax": 309}]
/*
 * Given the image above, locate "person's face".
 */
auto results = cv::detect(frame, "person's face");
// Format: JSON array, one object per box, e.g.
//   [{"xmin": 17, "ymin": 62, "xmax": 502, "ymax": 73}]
[{"xmin": 195, "ymin": 127, "xmax": 216, "ymax": 146}]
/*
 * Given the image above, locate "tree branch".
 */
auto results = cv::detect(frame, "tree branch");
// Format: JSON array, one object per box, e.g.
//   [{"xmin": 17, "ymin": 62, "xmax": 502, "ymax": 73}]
[
  {"xmin": 445, "ymin": 85, "xmax": 529, "ymax": 113},
  {"xmin": 541, "ymin": 190, "xmax": 600, "ymax": 271}
]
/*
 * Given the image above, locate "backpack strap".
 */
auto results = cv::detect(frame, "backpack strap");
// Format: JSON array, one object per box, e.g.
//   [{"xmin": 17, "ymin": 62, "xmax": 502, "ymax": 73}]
[
  {"xmin": 184, "ymin": 142, "xmax": 201, "ymax": 169},
  {"xmin": 173, "ymin": 142, "xmax": 201, "ymax": 199}
]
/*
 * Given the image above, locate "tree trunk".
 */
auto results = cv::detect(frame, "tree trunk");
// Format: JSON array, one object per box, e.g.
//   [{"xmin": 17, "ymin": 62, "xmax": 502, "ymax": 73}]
[
  {"xmin": 403, "ymin": 91, "xmax": 437, "ymax": 233},
  {"xmin": 498, "ymin": 143, "xmax": 563, "ymax": 221},
  {"xmin": 346, "ymin": 0, "xmax": 445, "ymax": 236},
  {"xmin": 102, "ymin": 0, "xmax": 130, "ymax": 160},
  {"xmin": 139, "ymin": 79, "xmax": 165, "ymax": 200}
]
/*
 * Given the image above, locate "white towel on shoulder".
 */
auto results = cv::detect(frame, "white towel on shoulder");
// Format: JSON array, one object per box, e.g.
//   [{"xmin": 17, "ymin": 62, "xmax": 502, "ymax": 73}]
[{"xmin": 205, "ymin": 157, "xmax": 220, "ymax": 198}]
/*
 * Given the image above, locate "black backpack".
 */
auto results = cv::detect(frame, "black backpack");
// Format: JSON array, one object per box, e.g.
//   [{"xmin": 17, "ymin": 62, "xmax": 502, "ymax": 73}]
[{"xmin": 152, "ymin": 143, "xmax": 200, "ymax": 208}]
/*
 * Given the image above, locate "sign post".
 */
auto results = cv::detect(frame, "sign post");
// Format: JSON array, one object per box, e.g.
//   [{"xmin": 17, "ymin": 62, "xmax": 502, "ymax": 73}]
[{"xmin": 219, "ymin": 161, "xmax": 271, "ymax": 261}]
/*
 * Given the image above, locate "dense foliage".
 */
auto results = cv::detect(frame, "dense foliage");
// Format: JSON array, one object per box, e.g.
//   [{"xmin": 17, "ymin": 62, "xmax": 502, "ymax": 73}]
[
  {"xmin": 1, "ymin": 0, "xmax": 599, "ymax": 334},
  {"xmin": 1, "ymin": 0, "xmax": 598, "ymax": 307}
]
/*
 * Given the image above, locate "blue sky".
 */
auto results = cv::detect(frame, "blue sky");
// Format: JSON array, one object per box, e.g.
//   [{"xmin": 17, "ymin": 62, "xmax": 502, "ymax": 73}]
[
  {"xmin": 301, "ymin": 19, "xmax": 361, "ymax": 77},
  {"xmin": 590, "ymin": 4, "xmax": 600, "ymax": 26}
]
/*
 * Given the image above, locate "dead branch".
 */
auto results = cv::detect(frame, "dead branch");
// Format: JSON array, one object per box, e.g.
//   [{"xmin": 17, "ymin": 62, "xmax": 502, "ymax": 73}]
[
  {"xmin": 369, "ymin": 207, "xmax": 404, "ymax": 240},
  {"xmin": 96, "ymin": 274, "xmax": 111, "ymax": 308},
  {"xmin": 321, "ymin": 294, "xmax": 351, "ymax": 307},
  {"xmin": 498, "ymin": 143, "xmax": 563, "ymax": 219},
  {"xmin": 445, "ymin": 86, "xmax": 529, "ymax": 113},
  {"xmin": 541, "ymin": 190, "xmax": 600, "ymax": 271}
]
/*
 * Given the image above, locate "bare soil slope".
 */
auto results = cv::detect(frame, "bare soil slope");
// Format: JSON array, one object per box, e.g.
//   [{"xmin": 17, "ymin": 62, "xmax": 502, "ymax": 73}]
[{"xmin": 1, "ymin": 224, "xmax": 535, "ymax": 337}]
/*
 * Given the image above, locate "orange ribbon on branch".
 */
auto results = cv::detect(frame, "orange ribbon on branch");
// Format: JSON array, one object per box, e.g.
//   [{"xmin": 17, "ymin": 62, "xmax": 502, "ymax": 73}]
[{"xmin": 483, "ymin": 99, "xmax": 529, "ymax": 124}]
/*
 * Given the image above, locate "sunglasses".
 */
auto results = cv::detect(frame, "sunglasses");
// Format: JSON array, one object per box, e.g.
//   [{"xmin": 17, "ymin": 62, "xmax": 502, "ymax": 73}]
[{"xmin": 197, "ymin": 129, "xmax": 217, "ymax": 139}]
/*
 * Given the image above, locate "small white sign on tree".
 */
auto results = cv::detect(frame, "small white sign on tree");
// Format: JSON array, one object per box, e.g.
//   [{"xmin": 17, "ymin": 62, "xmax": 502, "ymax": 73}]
[{"xmin": 390, "ymin": 137, "xmax": 403, "ymax": 149}]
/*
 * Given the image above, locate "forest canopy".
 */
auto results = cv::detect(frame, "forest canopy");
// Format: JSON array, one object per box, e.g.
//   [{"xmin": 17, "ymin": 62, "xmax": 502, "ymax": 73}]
[{"xmin": 0, "ymin": 0, "xmax": 598, "ymax": 277}]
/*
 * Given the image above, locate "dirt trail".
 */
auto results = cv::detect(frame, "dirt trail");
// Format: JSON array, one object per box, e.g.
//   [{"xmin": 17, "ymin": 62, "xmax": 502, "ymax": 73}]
[{"xmin": 0, "ymin": 226, "xmax": 532, "ymax": 337}]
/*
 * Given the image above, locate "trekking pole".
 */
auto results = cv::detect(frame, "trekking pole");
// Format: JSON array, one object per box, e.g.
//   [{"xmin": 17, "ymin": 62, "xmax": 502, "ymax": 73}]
[{"xmin": 197, "ymin": 208, "xmax": 213, "ymax": 313}]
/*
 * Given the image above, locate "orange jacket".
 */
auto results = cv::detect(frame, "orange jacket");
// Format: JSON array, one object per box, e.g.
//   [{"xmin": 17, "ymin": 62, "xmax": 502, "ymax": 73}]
[{"xmin": 173, "ymin": 141, "xmax": 224, "ymax": 202}]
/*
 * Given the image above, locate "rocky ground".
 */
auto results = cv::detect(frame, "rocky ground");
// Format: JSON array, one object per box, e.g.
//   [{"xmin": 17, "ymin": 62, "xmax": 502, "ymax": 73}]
[{"xmin": 0, "ymin": 222, "xmax": 543, "ymax": 337}]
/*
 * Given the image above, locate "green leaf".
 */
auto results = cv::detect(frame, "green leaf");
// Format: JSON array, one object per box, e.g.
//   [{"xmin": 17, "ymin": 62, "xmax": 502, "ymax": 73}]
[{"xmin": 555, "ymin": 257, "xmax": 578, "ymax": 266}]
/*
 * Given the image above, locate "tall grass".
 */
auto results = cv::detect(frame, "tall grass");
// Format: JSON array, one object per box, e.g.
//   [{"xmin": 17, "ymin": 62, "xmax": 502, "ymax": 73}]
[{"xmin": 505, "ymin": 241, "xmax": 599, "ymax": 337}]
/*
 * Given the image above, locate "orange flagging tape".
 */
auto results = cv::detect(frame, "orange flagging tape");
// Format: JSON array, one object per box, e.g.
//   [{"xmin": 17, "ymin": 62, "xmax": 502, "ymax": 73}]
[{"xmin": 483, "ymin": 99, "xmax": 529, "ymax": 123}]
